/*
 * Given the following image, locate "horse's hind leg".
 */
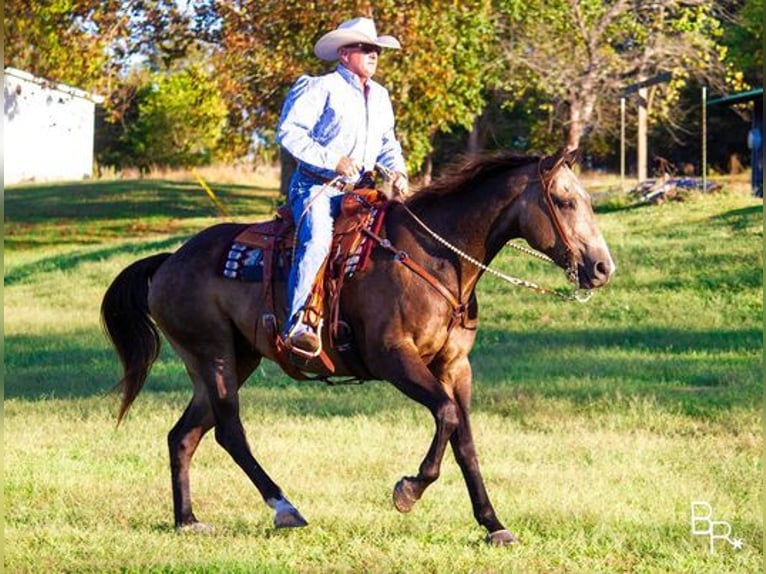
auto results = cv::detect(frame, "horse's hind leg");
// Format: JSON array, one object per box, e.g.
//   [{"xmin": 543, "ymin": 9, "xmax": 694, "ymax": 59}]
[
  {"xmin": 187, "ymin": 349, "xmax": 307, "ymax": 529},
  {"xmin": 168, "ymin": 391, "xmax": 215, "ymax": 531},
  {"xmin": 169, "ymin": 350, "xmax": 258, "ymax": 530}
]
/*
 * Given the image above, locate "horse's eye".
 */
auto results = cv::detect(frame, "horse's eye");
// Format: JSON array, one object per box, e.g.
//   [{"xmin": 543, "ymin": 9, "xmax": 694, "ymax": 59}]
[{"xmin": 553, "ymin": 196, "xmax": 575, "ymax": 210}]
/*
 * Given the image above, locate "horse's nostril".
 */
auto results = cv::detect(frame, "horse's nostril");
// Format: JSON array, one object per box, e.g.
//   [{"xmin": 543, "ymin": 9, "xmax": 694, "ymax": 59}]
[{"xmin": 593, "ymin": 259, "xmax": 613, "ymax": 281}]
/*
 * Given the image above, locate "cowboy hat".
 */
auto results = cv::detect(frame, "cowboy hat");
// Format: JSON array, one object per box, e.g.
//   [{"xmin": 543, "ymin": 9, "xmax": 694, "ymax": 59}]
[{"xmin": 314, "ymin": 17, "xmax": 401, "ymax": 61}]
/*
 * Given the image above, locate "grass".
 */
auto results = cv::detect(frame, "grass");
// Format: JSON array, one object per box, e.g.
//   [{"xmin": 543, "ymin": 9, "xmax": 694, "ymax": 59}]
[{"xmin": 4, "ymin": 174, "xmax": 763, "ymax": 572}]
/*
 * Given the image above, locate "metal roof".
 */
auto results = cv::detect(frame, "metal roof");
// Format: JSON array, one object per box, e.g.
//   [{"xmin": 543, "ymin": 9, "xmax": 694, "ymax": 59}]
[
  {"xmin": 4, "ymin": 67, "xmax": 104, "ymax": 103},
  {"xmin": 707, "ymin": 88, "xmax": 763, "ymax": 106}
]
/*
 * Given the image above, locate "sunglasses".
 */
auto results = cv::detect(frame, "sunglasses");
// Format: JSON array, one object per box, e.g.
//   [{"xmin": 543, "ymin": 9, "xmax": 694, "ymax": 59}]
[{"xmin": 344, "ymin": 43, "xmax": 382, "ymax": 55}]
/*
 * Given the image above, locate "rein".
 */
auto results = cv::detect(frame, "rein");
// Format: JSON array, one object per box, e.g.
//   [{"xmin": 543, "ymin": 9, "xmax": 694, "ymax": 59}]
[
  {"xmin": 400, "ymin": 204, "xmax": 592, "ymax": 303},
  {"xmin": 399, "ymin": 154, "xmax": 594, "ymax": 304}
]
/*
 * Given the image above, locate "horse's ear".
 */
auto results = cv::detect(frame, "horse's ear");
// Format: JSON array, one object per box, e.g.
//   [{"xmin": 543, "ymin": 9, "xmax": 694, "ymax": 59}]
[
  {"xmin": 562, "ymin": 146, "xmax": 580, "ymax": 168},
  {"xmin": 541, "ymin": 146, "xmax": 578, "ymax": 174}
]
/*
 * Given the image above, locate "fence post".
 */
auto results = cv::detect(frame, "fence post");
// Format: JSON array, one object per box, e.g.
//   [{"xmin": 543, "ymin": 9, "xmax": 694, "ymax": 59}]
[
  {"xmin": 702, "ymin": 87, "xmax": 707, "ymax": 192},
  {"xmin": 620, "ymin": 97, "xmax": 626, "ymax": 192}
]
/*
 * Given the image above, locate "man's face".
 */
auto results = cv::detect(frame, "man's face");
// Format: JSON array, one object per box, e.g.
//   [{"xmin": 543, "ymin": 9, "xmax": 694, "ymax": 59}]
[{"xmin": 339, "ymin": 43, "xmax": 381, "ymax": 82}]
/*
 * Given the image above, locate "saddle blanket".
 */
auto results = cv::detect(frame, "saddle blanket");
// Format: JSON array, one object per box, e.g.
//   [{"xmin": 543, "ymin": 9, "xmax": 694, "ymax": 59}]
[
  {"xmin": 222, "ymin": 243, "xmax": 290, "ymax": 282},
  {"xmin": 221, "ymin": 196, "xmax": 384, "ymax": 283},
  {"xmin": 221, "ymin": 239, "xmax": 368, "ymax": 282}
]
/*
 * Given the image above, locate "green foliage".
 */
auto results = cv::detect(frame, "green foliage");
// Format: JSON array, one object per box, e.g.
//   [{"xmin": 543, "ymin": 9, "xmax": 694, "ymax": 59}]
[
  {"xmin": 722, "ymin": 0, "xmax": 763, "ymax": 85},
  {"xmin": 4, "ymin": 175, "xmax": 763, "ymax": 571},
  {"xmin": 379, "ymin": 1, "xmax": 500, "ymax": 173},
  {"xmin": 3, "ymin": 0, "xmax": 123, "ymax": 92},
  {"xmin": 96, "ymin": 66, "xmax": 228, "ymax": 170},
  {"xmin": 193, "ymin": 0, "xmax": 332, "ymax": 160},
  {"xmin": 126, "ymin": 67, "xmax": 228, "ymax": 169},
  {"xmin": 3, "ymin": 0, "xmax": 194, "ymax": 98},
  {"xmin": 4, "ymin": 2, "xmax": 759, "ymax": 174},
  {"xmin": 495, "ymin": 0, "xmax": 730, "ymax": 149}
]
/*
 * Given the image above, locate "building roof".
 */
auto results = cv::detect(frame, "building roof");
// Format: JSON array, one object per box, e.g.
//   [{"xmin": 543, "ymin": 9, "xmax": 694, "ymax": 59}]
[
  {"xmin": 707, "ymin": 88, "xmax": 763, "ymax": 106},
  {"xmin": 4, "ymin": 67, "xmax": 104, "ymax": 103}
]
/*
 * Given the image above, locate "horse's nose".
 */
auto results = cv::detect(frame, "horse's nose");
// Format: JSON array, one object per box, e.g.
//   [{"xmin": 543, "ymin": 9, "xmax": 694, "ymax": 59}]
[{"xmin": 591, "ymin": 256, "xmax": 615, "ymax": 287}]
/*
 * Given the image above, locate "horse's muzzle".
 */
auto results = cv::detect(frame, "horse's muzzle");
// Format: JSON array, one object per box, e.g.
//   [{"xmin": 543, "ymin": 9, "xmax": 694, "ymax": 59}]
[{"xmin": 579, "ymin": 254, "xmax": 615, "ymax": 289}]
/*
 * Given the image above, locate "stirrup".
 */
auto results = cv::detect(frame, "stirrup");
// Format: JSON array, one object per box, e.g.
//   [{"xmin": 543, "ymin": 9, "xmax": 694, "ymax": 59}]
[{"xmin": 284, "ymin": 321, "xmax": 323, "ymax": 359}]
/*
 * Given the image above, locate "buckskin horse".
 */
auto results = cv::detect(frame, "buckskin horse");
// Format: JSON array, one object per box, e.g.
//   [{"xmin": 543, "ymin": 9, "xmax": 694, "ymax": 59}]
[{"xmin": 101, "ymin": 148, "xmax": 614, "ymax": 545}]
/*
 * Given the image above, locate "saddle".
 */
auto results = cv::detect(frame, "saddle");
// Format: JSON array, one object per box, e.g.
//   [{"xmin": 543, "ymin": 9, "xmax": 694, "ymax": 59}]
[{"xmin": 222, "ymin": 188, "xmax": 391, "ymax": 379}]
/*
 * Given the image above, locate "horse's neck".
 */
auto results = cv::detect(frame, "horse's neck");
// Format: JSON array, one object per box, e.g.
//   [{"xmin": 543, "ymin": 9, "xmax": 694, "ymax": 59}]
[
  {"xmin": 415, "ymin": 173, "xmax": 524, "ymax": 262},
  {"xmin": 406, "ymin": 171, "xmax": 526, "ymax": 297}
]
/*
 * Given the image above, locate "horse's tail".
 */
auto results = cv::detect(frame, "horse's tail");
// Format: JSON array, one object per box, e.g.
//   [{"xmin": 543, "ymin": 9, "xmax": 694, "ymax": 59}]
[{"xmin": 100, "ymin": 252, "xmax": 171, "ymax": 425}]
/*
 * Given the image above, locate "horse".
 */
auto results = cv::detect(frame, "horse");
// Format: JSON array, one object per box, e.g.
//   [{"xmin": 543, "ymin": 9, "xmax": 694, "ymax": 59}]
[{"xmin": 101, "ymin": 148, "xmax": 614, "ymax": 546}]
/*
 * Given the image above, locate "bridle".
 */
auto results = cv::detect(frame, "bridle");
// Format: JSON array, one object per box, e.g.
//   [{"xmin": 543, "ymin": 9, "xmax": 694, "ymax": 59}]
[
  {"xmin": 401, "ymin": 205, "xmax": 591, "ymax": 303},
  {"xmin": 538, "ymin": 156, "xmax": 583, "ymax": 289},
  {"xmin": 299, "ymin": 158, "xmax": 592, "ymax": 342}
]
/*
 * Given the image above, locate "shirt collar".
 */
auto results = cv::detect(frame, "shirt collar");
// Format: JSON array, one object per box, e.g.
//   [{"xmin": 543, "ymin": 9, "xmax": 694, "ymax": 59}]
[{"xmin": 336, "ymin": 64, "xmax": 368, "ymax": 93}]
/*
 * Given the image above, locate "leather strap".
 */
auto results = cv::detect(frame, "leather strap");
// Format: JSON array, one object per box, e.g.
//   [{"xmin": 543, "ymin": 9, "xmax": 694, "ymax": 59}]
[
  {"xmin": 363, "ymin": 228, "xmax": 466, "ymax": 331},
  {"xmin": 298, "ymin": 166, "xmax": 343, "ymax": 187}
]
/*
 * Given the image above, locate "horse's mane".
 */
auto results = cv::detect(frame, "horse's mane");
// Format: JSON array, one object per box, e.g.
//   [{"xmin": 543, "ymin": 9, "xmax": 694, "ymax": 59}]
[{"xmin": 408, "ymin": 151, "xmax": 542, "ymax": 201}]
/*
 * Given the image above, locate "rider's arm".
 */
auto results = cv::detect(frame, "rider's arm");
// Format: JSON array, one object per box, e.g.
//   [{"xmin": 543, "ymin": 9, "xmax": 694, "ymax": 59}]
[{"xmin": 277, "ymin": 76, "xmax": 344, "ymax": 174}]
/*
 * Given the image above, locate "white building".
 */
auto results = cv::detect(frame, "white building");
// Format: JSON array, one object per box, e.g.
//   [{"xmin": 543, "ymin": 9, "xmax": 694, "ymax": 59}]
[{"xmin": 4, "ymin": 67, "xmax": 103, "ymax": 185}]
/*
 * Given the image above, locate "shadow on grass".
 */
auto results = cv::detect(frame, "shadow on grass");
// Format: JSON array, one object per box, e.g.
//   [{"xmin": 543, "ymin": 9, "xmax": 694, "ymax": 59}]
[
  {"xmin": 4, "ymin": 179, "xmax": 281, "ymax": 251},
  {"xmin": 708, "ymin": 204, "xmax": 763, "ymax": 230},
  {"xmin": 4, "ymin": 179, "xmax": 278, "ymax": 223},
  {"xmin": 5, "ymin": 326, "xmax": 760, "ymax": 419},
  {"xmin": 470, "ymin": 326, "xmax": 761, "ymax": 418},
  {"xmin": 4, "ymin": 236, "xmax": 188, "ymax": 286}
]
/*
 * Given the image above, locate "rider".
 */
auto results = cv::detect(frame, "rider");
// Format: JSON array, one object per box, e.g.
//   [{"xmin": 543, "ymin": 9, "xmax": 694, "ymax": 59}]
[{"xmin": 277, "ymin": 16, "xmax": 409, "ymax": 355}]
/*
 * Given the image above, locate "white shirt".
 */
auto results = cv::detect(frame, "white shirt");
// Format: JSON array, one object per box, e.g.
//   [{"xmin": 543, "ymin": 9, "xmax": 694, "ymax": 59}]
[{"xmin": 277, "ymin": 64, "xmax": 406, "ymax": 181}]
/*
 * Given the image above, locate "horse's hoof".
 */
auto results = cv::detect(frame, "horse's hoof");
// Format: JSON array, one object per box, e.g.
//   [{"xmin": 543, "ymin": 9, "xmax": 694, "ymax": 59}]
[
  {"xmin": 486, "ymin": 529, "xmax": 518, "ymax": 546},
  {"xmin": 176, "ymin": 521, "xmax": 215, "ymax": 534},
  {"xmin": 393, "ymin": 478, "xmax": 418, "ymax": 513},
  {"xmin": 274, "ymin": 507, "xmax": 308, "ymax": 528}
]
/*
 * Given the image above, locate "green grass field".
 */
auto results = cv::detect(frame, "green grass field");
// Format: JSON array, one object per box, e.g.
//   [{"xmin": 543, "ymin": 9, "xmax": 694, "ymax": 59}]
[{"xmin": 4, "ymin": 175, "xmax": 763, "ymax": 573}]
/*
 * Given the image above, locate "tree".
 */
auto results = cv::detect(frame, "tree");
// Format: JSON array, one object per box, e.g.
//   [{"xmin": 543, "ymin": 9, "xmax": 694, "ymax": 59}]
[
  {"xmin": 108, "ymin": 65, "xmax": 228, "ymax": 169},
  {"xmin": 4, "ymin": 0, "xmax": 128, "ymax": 95},
  {"xmin": 378, "ymin": 1, "xmax": 500, "ymax": 177},
  {"xmin": 722, "ymin": 0, "xmax": 763, "ymax": 86},
  {"xmin": 193, "ymin": 0, "xmax": 332, "ymax": 161},
  {"xmin": 495, "ymin": 0, "xmax": 729, "ymax": 151},
  {"xmin": 4, "ymin": 0, "xmax": 196, "ymax": 117}
]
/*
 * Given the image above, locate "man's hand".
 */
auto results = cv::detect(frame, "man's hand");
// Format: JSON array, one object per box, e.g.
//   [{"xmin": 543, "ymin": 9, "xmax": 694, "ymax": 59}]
[
  {"xmin": 391, "ymin": 172, "xmax": 408, "ymax": 200},
  {"xmin": 335, "ymin": 156, "xmax": 359, "ymax": 178}
]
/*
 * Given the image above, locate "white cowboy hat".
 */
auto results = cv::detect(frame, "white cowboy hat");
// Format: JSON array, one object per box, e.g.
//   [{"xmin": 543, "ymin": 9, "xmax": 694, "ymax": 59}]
[{"xmin": 314, "ymin": 17, "xmax": 401, "ymax": 61}]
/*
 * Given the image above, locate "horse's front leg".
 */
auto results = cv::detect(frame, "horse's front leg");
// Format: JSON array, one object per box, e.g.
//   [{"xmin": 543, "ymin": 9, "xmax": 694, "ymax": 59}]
[
  {"xmin": 449, "ymin": 367, "xmax": 517, "ymax": 546},
  {"xmin": 375, "ymin": 344, "xmax": 461, "ymax": 514},
  {"xmin": 392, "ymin": 399, "xmax": 460, "ymax": 513}
]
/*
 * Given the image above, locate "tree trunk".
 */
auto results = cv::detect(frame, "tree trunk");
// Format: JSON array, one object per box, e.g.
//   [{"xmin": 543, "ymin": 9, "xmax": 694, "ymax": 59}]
[
  {"xmin": 467, "ymin": 116, "xmax": 481, "ymax": 155},
  {"xmin": 422, "ymin": 154, "xmax": 433, "ymax": 186},
  {"xmin": 566, "ymin": 82, "xmax": 597, "ymax": 151},
  {"xmin": 567, "ymin": 106, "xmax": 584, "ymax": 151}
]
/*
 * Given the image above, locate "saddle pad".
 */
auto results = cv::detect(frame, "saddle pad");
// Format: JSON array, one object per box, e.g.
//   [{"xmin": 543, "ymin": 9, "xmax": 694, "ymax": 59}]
[
  {"xmin": 221, "ymin": 231, "xmax": 370, "ymax": 283},
  {"xmin": 220, "ymin": 193, "xmax": 388, "ymax": 283},
  {"xmin": 222, "ymin": 243, "xmax": 291, "ymax": 282}
]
